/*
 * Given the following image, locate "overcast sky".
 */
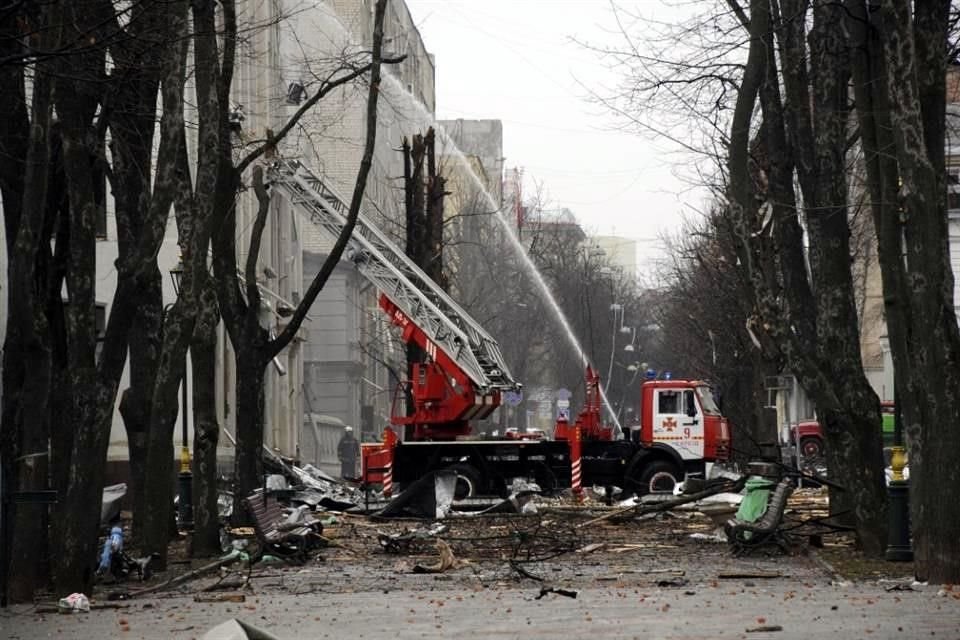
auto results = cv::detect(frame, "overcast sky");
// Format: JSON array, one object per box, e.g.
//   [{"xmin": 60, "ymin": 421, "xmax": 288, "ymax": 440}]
[{"xmin": 405, "ymin": 0, "xmax": 709, "ymax": 271}]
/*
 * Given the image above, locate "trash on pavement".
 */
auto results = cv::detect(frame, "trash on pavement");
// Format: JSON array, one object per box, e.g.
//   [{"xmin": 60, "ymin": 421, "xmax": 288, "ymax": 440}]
[
  {"xmin": 378, "ymin": 523, "xmax": 448, "ymax": 553},
  {"xmin": 96, "ymin": 525, "xmax": 124, "ymax": 575},
  {"xmin": 265, "ymin": 474, "xmax": 288, "ymax": 491},
  {"xmin": 218, "ymin": 490, "xmax": 235, "ymax": 518},
  {"xmin": 411, "ymin": 539, "xmax": 457, "ymax": 573},
  {"xmin": 94, "ymin": 525, "xmax": 159, "ymax": 582},
  {"xmin": 656, "ymin": 577, "xmax": 689, "ymax": 587},
  {"xmin": 57, "ymin": 593, "xmax": 91, "ymax": 613}
]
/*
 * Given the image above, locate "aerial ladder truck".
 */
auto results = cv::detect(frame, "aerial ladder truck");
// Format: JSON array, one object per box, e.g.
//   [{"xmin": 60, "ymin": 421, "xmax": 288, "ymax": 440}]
[{"xmin": 268, "ymin": 159, "xmax": 731, "ymax": 500}]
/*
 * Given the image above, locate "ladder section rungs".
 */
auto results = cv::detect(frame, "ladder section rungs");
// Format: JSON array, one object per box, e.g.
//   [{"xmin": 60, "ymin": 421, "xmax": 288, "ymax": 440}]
[{"xmin": 269, "ymin": 159, "xmax": 519, "ymax": 392}]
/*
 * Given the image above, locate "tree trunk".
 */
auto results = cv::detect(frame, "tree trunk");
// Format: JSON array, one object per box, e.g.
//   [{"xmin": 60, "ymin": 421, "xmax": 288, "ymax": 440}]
[
  {"xmin": 869, "ymin": 0, "xmax": 960, "ymax": 582},
  {"xmin": 6, "ymin": 324, "xmax": 52, "ymax": 602},
  {"xmin": 118, "ymin": 267, "xmax": 163, "ymax": 544},
  {"xmin": 804, "ymin": 0, "xmax": 887, "ymax": 552},
  {"xmin": 2, "ymin": 20, "xmax": 56, "ymax": 599},
  {"xmin": 425, "ymin": 128, "xmax": 448, "ymax": 291},
  {"xmin": 233, "ymin": 345, "xmax": 267, "ymax": 516},
  {"xmin": 111, "ymin": 12, "xmax": 165, "ymax": 544},
  {"xmin": 191, "ymin": 283, "xmax": 221, "ymax": 557},
  {"xmin": 403, "ymin": 134, "xmax": 427, "ymax": 419},
  {"xmin": 141, "ymin": 302, "xmax": 195, "ymax": 569}
]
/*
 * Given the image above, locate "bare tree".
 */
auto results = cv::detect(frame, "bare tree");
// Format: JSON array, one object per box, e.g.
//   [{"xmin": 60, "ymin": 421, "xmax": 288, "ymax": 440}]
[
  {"xmin": 0, "ymin": 0, "xmax": 192, "ymax": 596},
  {"xmin": 211, "ymin": 0, "xmax": 399, "ymax": 520},
  {"xmin": 592, "ymin": 0, "xmax": 888, "ymax": 553},
  {"xmin": 654, "ymin": 210, "xmax": 779, "ymax": 461},
  {"xmin": 847, "ymin": 0, "xmax": 960, "ymax": 582}
]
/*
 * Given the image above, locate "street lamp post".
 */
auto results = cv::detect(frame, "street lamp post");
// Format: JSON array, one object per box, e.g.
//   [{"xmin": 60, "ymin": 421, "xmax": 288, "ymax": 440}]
[
  {"xmin": 170, "ymin": 260, "xmax": 193, "ymax": 530},
  {"xmin": 876, "ymin": 335, "xmax": 910, "ymax": 560},
  {"xmin": 886, "ymin": 381, "xmax": 911, "ymax": 561}
]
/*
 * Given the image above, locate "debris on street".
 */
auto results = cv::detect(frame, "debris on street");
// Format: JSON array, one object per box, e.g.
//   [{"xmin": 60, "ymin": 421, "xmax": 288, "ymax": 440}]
[
  {"xmin": 66, "ymin": 470, "xmax": 883, "ymax": 617},
  {"xmin": 411, "ymin": 539, "xmax": 457, "ymax": 574},
  {"xmin": 56, "ymin": 592, "xmax": 91, "ymax": 613},
  {"xmin": 535, "ymin": 586, "xmax": 578, "ymax": 599},
  {"xmin": 201, "ymin": 618, "xmax": 282, "ymax": 640},
  {"xmin": 100, "ymin": 484, "xmax": 127, "ymax": 526}
]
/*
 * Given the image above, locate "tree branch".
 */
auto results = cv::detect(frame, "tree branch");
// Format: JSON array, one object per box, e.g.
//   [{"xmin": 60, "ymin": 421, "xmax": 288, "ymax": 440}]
[
  {"xmin": 266, "ymin": 0, "xmax": 389, "ymax": 360},
  {"xmin": 244, "ymin": 166, "xmax": 270, "ymax": 329},
  {"xmin": 236, "ymin": 52, "xmax": 405, "ymax": 175}
]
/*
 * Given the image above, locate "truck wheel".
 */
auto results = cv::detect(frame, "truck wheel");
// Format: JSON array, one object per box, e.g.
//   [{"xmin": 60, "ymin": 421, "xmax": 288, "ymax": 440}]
[
  {"xmin": 447, "ymin": 463, "xmax": 481, "ymax": 500},
  {"xmin": 800, "ymin": 437, "xmax": 824, "ymax": 458},
  {"xmin": 637, "ymin": 461, "xmax": 681, "ymax": 495}
]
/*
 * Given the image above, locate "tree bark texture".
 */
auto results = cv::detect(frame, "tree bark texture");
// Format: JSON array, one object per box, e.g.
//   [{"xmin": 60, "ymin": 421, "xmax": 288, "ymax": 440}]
[
  {"xmin": 191, "ymin": 282, "xmax": 221, "ymax": 557},
  {"xmin": 2, "ymin": 8, "xmax": 56, "ymax": 600},
  {"xmin": 425, "ymin": 128, "xmax": 448, "ymax": 292},
  {"xmin": 141, "ymin": 0, "xmax": 220, "ymax": 569},
  {"xmin": 110, "ymin": 0, "xmax": 168, "ymax": 544},
  {"xmin": 776, "ymin": 0, "xmax": 887, "ymax": 553},
  {"xmin": 404, "ymin": 132, "xmax": 428, "ymax": 414},
  {"xmin": 233, "ymin": 346, "xmax": 267, "ymax": 507},
  {"xmin": 56, "ymin": 0, "xmax": 110, "ymax": 588}
]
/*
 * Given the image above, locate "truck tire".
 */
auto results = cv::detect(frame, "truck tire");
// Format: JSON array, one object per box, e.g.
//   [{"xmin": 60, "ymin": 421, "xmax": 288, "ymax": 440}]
[
  {"xmin": 637, "ymin": 460, "xmax": 682, "ymax": 495},
  {"xmin": 799, "ymin": 437, "xmax": 824, "ymax": 459},
  {"xmin": 447, "ymin": 463, "xmax": 481, "ymax": 500}
]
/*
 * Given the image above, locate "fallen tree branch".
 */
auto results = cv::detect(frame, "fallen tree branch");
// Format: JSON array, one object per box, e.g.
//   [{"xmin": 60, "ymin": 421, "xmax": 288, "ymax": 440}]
[
  {"xmin": 509, "ymin": 560, "xmax": 544, "ymax": 582},
  {"xmin": 535, "ymin": 587, "xmax": 578, "ymax": 599},
  {"xmin": 578, "ymin": 476, "xmax": 748, "ymax": 527},
  {"xmin": 125, "ymin": 550, "xmax": 244, "ymax": 598}
]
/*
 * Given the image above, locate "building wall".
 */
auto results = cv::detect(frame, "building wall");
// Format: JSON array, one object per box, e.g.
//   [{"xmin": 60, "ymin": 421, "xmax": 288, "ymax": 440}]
[
  {"xmin": 279, "ymin": 0, "xmax": 436, "ymax": 444},
  {"xmin": 438, "ymin": 119, "xmax": 504, "ymax": 204}
]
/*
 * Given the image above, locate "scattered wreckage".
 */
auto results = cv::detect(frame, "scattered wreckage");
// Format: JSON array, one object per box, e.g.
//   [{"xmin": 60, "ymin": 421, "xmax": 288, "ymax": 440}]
[{"xmin": 81, "ymin": 451, "xmax": 846, "ymax": 616}]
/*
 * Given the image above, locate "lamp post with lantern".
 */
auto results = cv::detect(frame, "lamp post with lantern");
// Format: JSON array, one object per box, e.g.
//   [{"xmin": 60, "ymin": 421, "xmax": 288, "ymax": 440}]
[{"xmin": 169, "ymin": 259, "xmax": 193, "ymax": 530}]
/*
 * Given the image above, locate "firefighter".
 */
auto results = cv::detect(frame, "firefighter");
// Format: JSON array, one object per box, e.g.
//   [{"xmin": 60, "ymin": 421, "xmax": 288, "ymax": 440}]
[{"xmin": 337, "ymin": 426, "xmax": 360, "ymax": 480}]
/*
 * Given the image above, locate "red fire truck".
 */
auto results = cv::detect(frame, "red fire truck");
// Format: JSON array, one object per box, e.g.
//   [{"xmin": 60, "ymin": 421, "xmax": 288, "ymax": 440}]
[{"xmin": 270, "ymin": 160, "xmax": 731, "ymax": 499}]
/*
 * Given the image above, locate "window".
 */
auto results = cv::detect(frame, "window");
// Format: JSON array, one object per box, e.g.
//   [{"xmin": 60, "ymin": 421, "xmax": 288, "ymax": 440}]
[
  {"xmin": 948, "ymin": 169, "xmax": 960, "ymax": 210},
  {"xmin": 684, "ymin": 390, "xmax": 696, "ymax": 416},
  {"xmin": 658, "ymin": 390, "xmax": 679, "ymax": 414},
  {"xmin": 697, "ymin": 386, "xmax": 721, "ymax": 414}
]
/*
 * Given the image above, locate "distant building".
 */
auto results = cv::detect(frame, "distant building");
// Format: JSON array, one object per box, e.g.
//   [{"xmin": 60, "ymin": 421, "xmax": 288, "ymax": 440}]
[
  {"xmin": 591, "ymin": 235, "xmax": 639, "ymax": 283},
  {"xmin": 438, "ymin": 119, "xmax": 504, "ymax": 204}
]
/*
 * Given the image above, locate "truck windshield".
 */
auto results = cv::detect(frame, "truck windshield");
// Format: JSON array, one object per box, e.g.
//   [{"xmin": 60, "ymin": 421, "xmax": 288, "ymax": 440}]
[{"xmin": 697, "ymin": 386, "xmax": 721, "ymax": 415}]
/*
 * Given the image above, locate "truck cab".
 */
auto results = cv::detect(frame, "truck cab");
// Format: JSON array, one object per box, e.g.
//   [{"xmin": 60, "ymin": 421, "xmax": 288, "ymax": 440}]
[{"xmin": 635, "ymin": 380, "xmax": 730, "ymax": 463}]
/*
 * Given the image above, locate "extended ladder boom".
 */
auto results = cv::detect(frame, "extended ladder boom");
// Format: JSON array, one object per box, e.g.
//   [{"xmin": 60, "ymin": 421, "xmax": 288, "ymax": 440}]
[{"xmin": 268, "ymin": 159, "xmax": 519, "ymax": 394}]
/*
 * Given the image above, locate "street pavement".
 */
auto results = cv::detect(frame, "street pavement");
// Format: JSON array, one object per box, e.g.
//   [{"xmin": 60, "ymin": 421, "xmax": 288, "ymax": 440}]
[
  {"xmin": 3, "ymin": 569, "xmax": 959, "ymax": 639},
  {"xmin": 3, "ymin": 504, "xmax": 959, "ymax": 639}
]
